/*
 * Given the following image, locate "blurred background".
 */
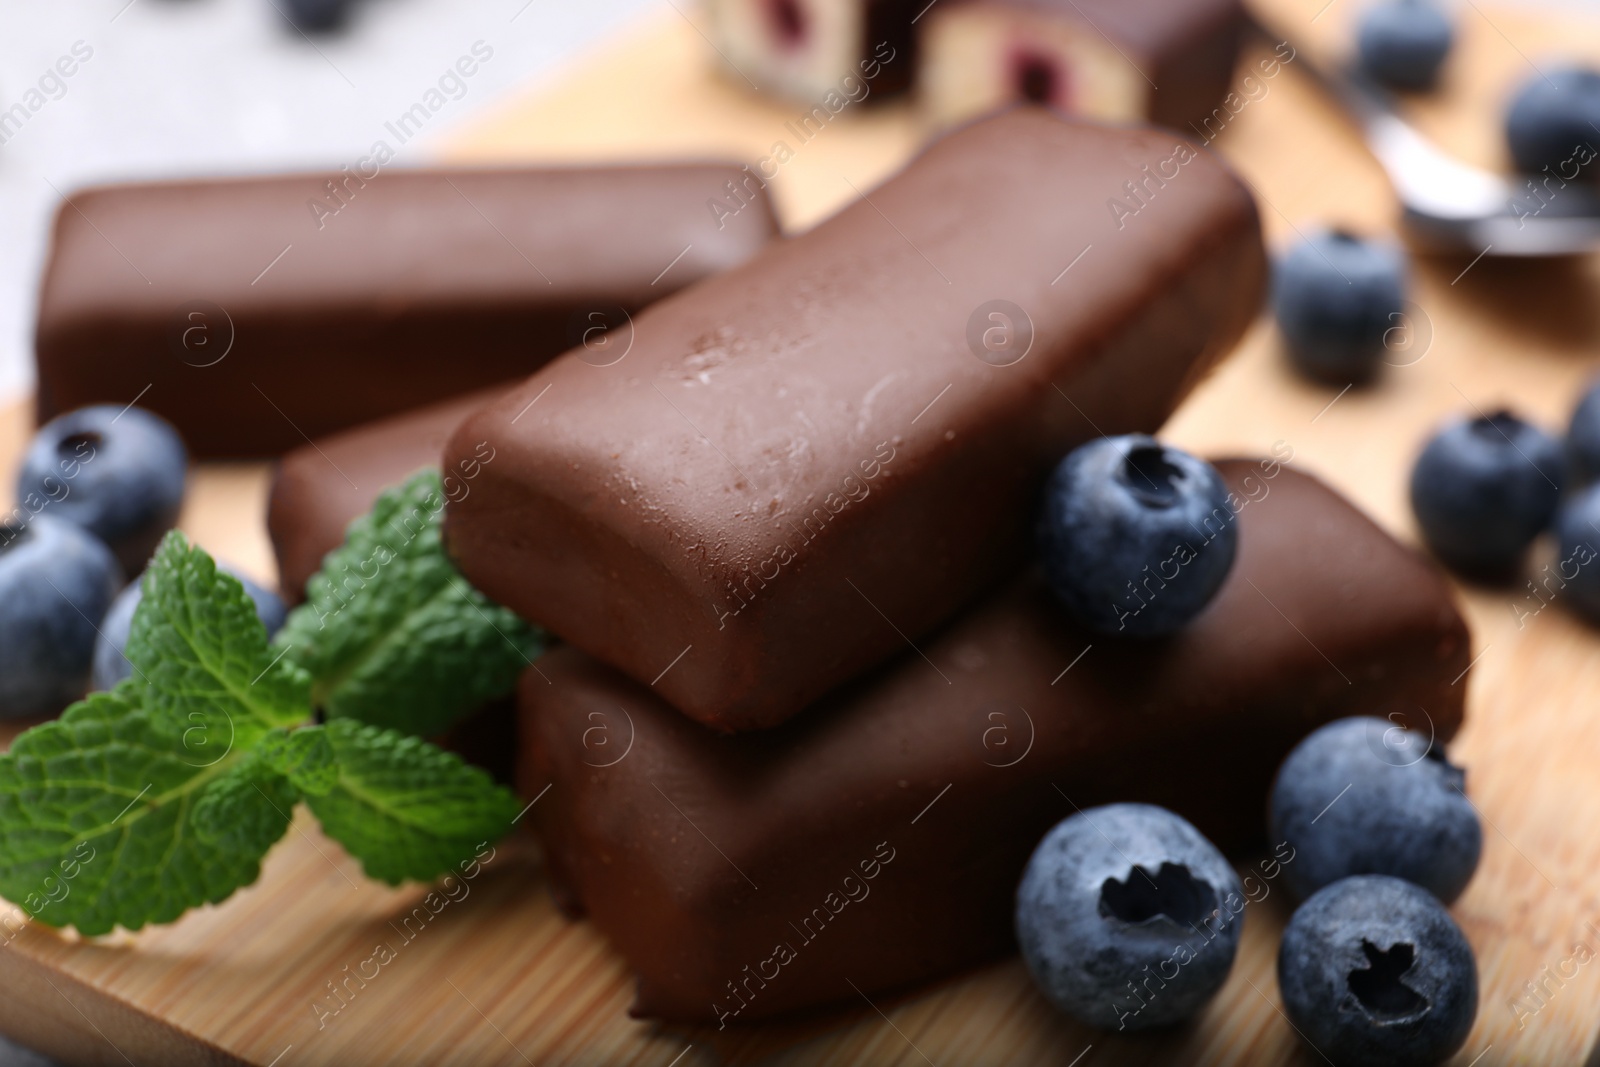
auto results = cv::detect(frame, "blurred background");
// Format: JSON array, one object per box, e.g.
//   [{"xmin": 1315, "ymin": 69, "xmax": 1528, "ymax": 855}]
[
  {"xmin": 3, "ymin": 0, "xmax": 1597, "ymax": 408},
  {"xmin": 0, "ymin": 0, "xmax": 659, "ymax": 403},
  {"xmin": 2, "ymin": 0, "xmax": 1596, "ymax": 408}
]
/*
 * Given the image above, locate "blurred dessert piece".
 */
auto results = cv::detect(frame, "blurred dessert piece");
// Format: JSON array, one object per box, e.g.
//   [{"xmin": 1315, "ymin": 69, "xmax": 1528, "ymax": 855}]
[
  {"xmin": 705, "ymin": 0, "xmax": 917, "ymax": 103},
  {"xmin": 918, "ymin": 0, "xmax": 1245, "ymax": 131},
  {"xmin": 266, "ymin": 387, "xmax": 500, "ymax": 603},
  {"xmin": 35, "ymin": 164, "xmax": 780, "ymax": 457}
]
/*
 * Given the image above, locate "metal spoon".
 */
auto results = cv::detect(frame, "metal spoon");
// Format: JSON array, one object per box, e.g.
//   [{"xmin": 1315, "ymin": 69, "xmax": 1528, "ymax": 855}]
[{"xmin": 1268, "ymin": 23, "xmax": 1600, "ymax": 257}]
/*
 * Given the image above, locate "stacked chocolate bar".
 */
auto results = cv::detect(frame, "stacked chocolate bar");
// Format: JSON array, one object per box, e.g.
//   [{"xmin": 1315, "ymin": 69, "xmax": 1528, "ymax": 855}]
[
  {"xmin": 244, "ymin": 111, "xmax": 1467, "ymax": 1023},
  {"xmin": 429, "ymin": 111, "xmax": 1466, "ymax": 1022}
]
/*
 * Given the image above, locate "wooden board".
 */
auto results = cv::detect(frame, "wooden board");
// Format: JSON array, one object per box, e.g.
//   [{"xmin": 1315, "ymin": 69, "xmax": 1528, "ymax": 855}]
[{"xmin": 4, "ymin": 0, "xmax": 1600, "ymax": 1062}]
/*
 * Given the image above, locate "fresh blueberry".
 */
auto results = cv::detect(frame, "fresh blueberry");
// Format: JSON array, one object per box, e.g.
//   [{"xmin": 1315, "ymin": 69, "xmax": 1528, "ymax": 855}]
[
  {"xmin": 280, "ymin": 0, "xmax": 351, "ymax": 33},
  {"xmin": 1015, "ymin": 803, "xmax": 1244, "ymax": 1031},
  {"xmin": 0, "ymin": 516, "xmax": 123, "ymax": 718},
  {"xmin": 1279, "ymin": 875, "xmax": 1477, "ymax": 1067},
  {"xmin": 1270, "ymin": 717, "xmax": 1481, "ymax": 904},
  {"xmin": 1272, "ymin": 229, "xmax": 1407, "ymax": 384},
  {"xmin": 1566, "ymin": 377, "xmax": 1600, "ymax": 486},
  {"xmin": 1504, "ymin": 66, "xmax": 1600, "ymax": 176},
  {"xmin": 1038, "ymin": 436, "xmax": 1237, "ymax": 637},
  {"xmin": 1356, "ymin": 0, "xmax": 1454, "ymax": 92},
  {"xmin": 1409, "ymin": 410, "xmax": 1563, "ymax": 576},
  {"xmin": 91, "ymin": 565, "xmax": 287, "ymax": 692},
  {"xmin": 17, "ymin": 405, "xmax": 187, "ymax": 577},
  {"xmin": 1550, "ymin": 485, "xmax": 1600, "ymax": 622}
]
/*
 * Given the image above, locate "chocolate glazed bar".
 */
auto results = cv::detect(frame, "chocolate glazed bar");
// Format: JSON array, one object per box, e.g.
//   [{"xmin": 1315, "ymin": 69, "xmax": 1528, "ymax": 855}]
[
  {"xmin": 267, "ymin": 387, "xmax": 503, "ymax": 603},
  {"xmin": 919, "ymin": 0, "xmax": 1246, "ymax": 134},
  {"xmin": 35, "ymin": 165, "xmax": 780, "ymax": 457},
  {"xmin": 518, "ymin": 460, "xmax": 1470, "ymax": 1024},
  {"xmin": 445, "ymin": 110, "xmax": 1266, "ymax": 733}
]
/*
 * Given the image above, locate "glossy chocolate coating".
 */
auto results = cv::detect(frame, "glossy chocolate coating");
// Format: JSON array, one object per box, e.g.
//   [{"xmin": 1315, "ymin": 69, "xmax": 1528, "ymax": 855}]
[
  {"xmin": 266, "ymin": 387, "xmax": 501, "ymax": 602},
  {"xmin": 446, "ymin": 111, "xmax": 1266, "ymax": 733},
  {"xmin": 518, "ymin": 461, "xmax": 1470, "ymax": 1024},
  {"xmin": 35, "ymin": 165, "xmax": 780, "ymax": 457}
]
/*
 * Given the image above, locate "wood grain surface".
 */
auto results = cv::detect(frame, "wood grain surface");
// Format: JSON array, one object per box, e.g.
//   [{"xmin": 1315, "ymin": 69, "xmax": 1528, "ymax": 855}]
[{"xmin": 3, "ymin": 0, "xmax": 1600, "ymax": 1062}]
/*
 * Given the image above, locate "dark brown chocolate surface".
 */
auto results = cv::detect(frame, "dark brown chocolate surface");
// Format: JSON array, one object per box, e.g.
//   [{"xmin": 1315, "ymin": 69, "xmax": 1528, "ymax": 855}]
[
  {"xmin": 433, "ymin": 697, "xmax": 518, "ymax": 787},
  {"xmin": 35, "ymin": 165, "xmax": 780, "ymax": 457},
  {"xmin": 267, "ymin": 387, "xmax": 501, "ymax": 602},
  {"xmin": 518, "ymin": 461, "xmax": 1470, "ymax": 1024},
  {"xmin": 446, "ymin": 110, "xmax": 1266, "ymax": 733},
  {"xmin": 863, "ymin": 0, "xmax": 920, "ymax": 96}
]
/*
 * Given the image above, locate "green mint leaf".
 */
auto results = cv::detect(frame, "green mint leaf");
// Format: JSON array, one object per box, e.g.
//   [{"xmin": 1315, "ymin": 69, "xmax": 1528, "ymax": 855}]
[
  {"xmin": 127, "ymin": 531, "xmax": 310, "ymax": 746},
  {"xmin": 275, "ymin": 469, "xmax": 542, "ymax": 738},
  {"xmin": 0, "ymin": 684, "xmax": 288, "ymax": 935},
  {"xmin": 303, "ymin": 719, "xmax": 518, "ymax": 886},
  {"xmin": 259, "ymin": 726, "xmax": 337, "ymax": 796},
  {"xmin": 191, "ymin": 754, "xmax": 298, "ymax": 851}
]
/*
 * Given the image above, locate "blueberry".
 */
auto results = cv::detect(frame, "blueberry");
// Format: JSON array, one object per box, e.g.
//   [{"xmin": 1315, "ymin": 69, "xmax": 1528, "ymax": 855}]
[
  {"xmin": 1279, "ymin": 875, "xmax": 1477, "ymax": 1066},
  {"xmin": 1038, "ymin": 436, "xmax": 1237, "ymax": 637},
  {"xmin": 0, "ymin": 516, "xmax": 122, "ymax": 718},
  {"xmin": 1551, "ymin": 485, "xmax": 1600, "ymax": 622},
  {"xmin": 1015, "ymin": 803, "xmax": 1244, "ymax": 1031},
  {"xmin": 1566, "ymin": 377, "xmax": 1600, "ymax": 486},
  {"xmin": 1356, "ymin": 0, "xmax": 1454, "ymax": 92},
  {"xmin": 17, "ymin": 405, "xmax": 187, "ymax": 577},
  {"xmin": 1272, "ymin": 229, "xmax": 1407, "ymax": 384},
  {"xmin": 91, "ymin": 565, "xmax": 287, "ymax": 692},
  {"xmin": 280, "ymin": 0, "xmax": 351, "ymax": 32},
  {"xmin": 1504, "ymin": 66, "xmax": 1600, "ymax": 176},
  {"xmin": 1270, "ymin": 717, "xmax": 1481, "ymax": 904},
  {"xmin": 1409, "ymin": 410, "xmax": 1563, "ymax": 576}
]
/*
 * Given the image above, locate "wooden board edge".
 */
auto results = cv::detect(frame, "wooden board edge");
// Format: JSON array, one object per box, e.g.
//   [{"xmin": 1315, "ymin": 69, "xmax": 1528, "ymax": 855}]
[{"xmin": 0, "ymin": 941, "xmax": 251, "ymax": 1067}]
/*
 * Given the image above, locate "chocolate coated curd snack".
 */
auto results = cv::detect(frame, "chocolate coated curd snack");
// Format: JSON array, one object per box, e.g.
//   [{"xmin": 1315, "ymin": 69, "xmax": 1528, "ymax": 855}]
[
  {"xmin": 706, "ymin": 0, "xmax": 917, "ymax": 104},
  {"xmin": 35, "ymin": 165, "xmax": 780, "ymax": 457},
  {"xmin": 518, "ymin": 461, "xmax": 1470, "ymax": 1023},
  {"xmin": 267, "ymin": 387, "xmax": 501, "ymax": 602},
  {"xmin": 919, "ymin": 0, "xmax": 1247, "ymax": 133},
  {"xmin": 445, "ymin": 111, "xmax": 1266, "ymax": 733}
]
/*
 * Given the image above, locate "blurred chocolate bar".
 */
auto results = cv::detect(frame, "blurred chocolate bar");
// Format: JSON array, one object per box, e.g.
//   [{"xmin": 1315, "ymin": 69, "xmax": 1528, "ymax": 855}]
[
  {"xmin": 919, "ymin": 0, "xmax": 1246, "ymax": 132},
  {"xmin": 266, "ymin": 387, "xmax": 500, "ymax": 602},
  {"xmin": 518, "ymin": 461, "xmax": 1470, "ymax": 1023},
  {"xmin": 35, "ymin": 165, "xmax": 780, "ymax": 457}
]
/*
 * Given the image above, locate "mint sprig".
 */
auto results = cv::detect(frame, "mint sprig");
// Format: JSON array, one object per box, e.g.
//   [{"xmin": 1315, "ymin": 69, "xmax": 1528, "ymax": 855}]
[
  {"xmin": 306, "ymin": 719, "xmax": 519, "ymax": 885},
  {"xmin": 127, "ymin": 537, "xmax": 309, "ymax": 747},
  {"xmin": 0, "ymin": 517, "xmax": 530, "ymax": 934},
  {"xmin": 0, "ymin": 685, "xmax": 287, "ymax": 935},
  {"xmin": 275, "ymin": 469, "xmax": 542, "ymax": 738}
]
